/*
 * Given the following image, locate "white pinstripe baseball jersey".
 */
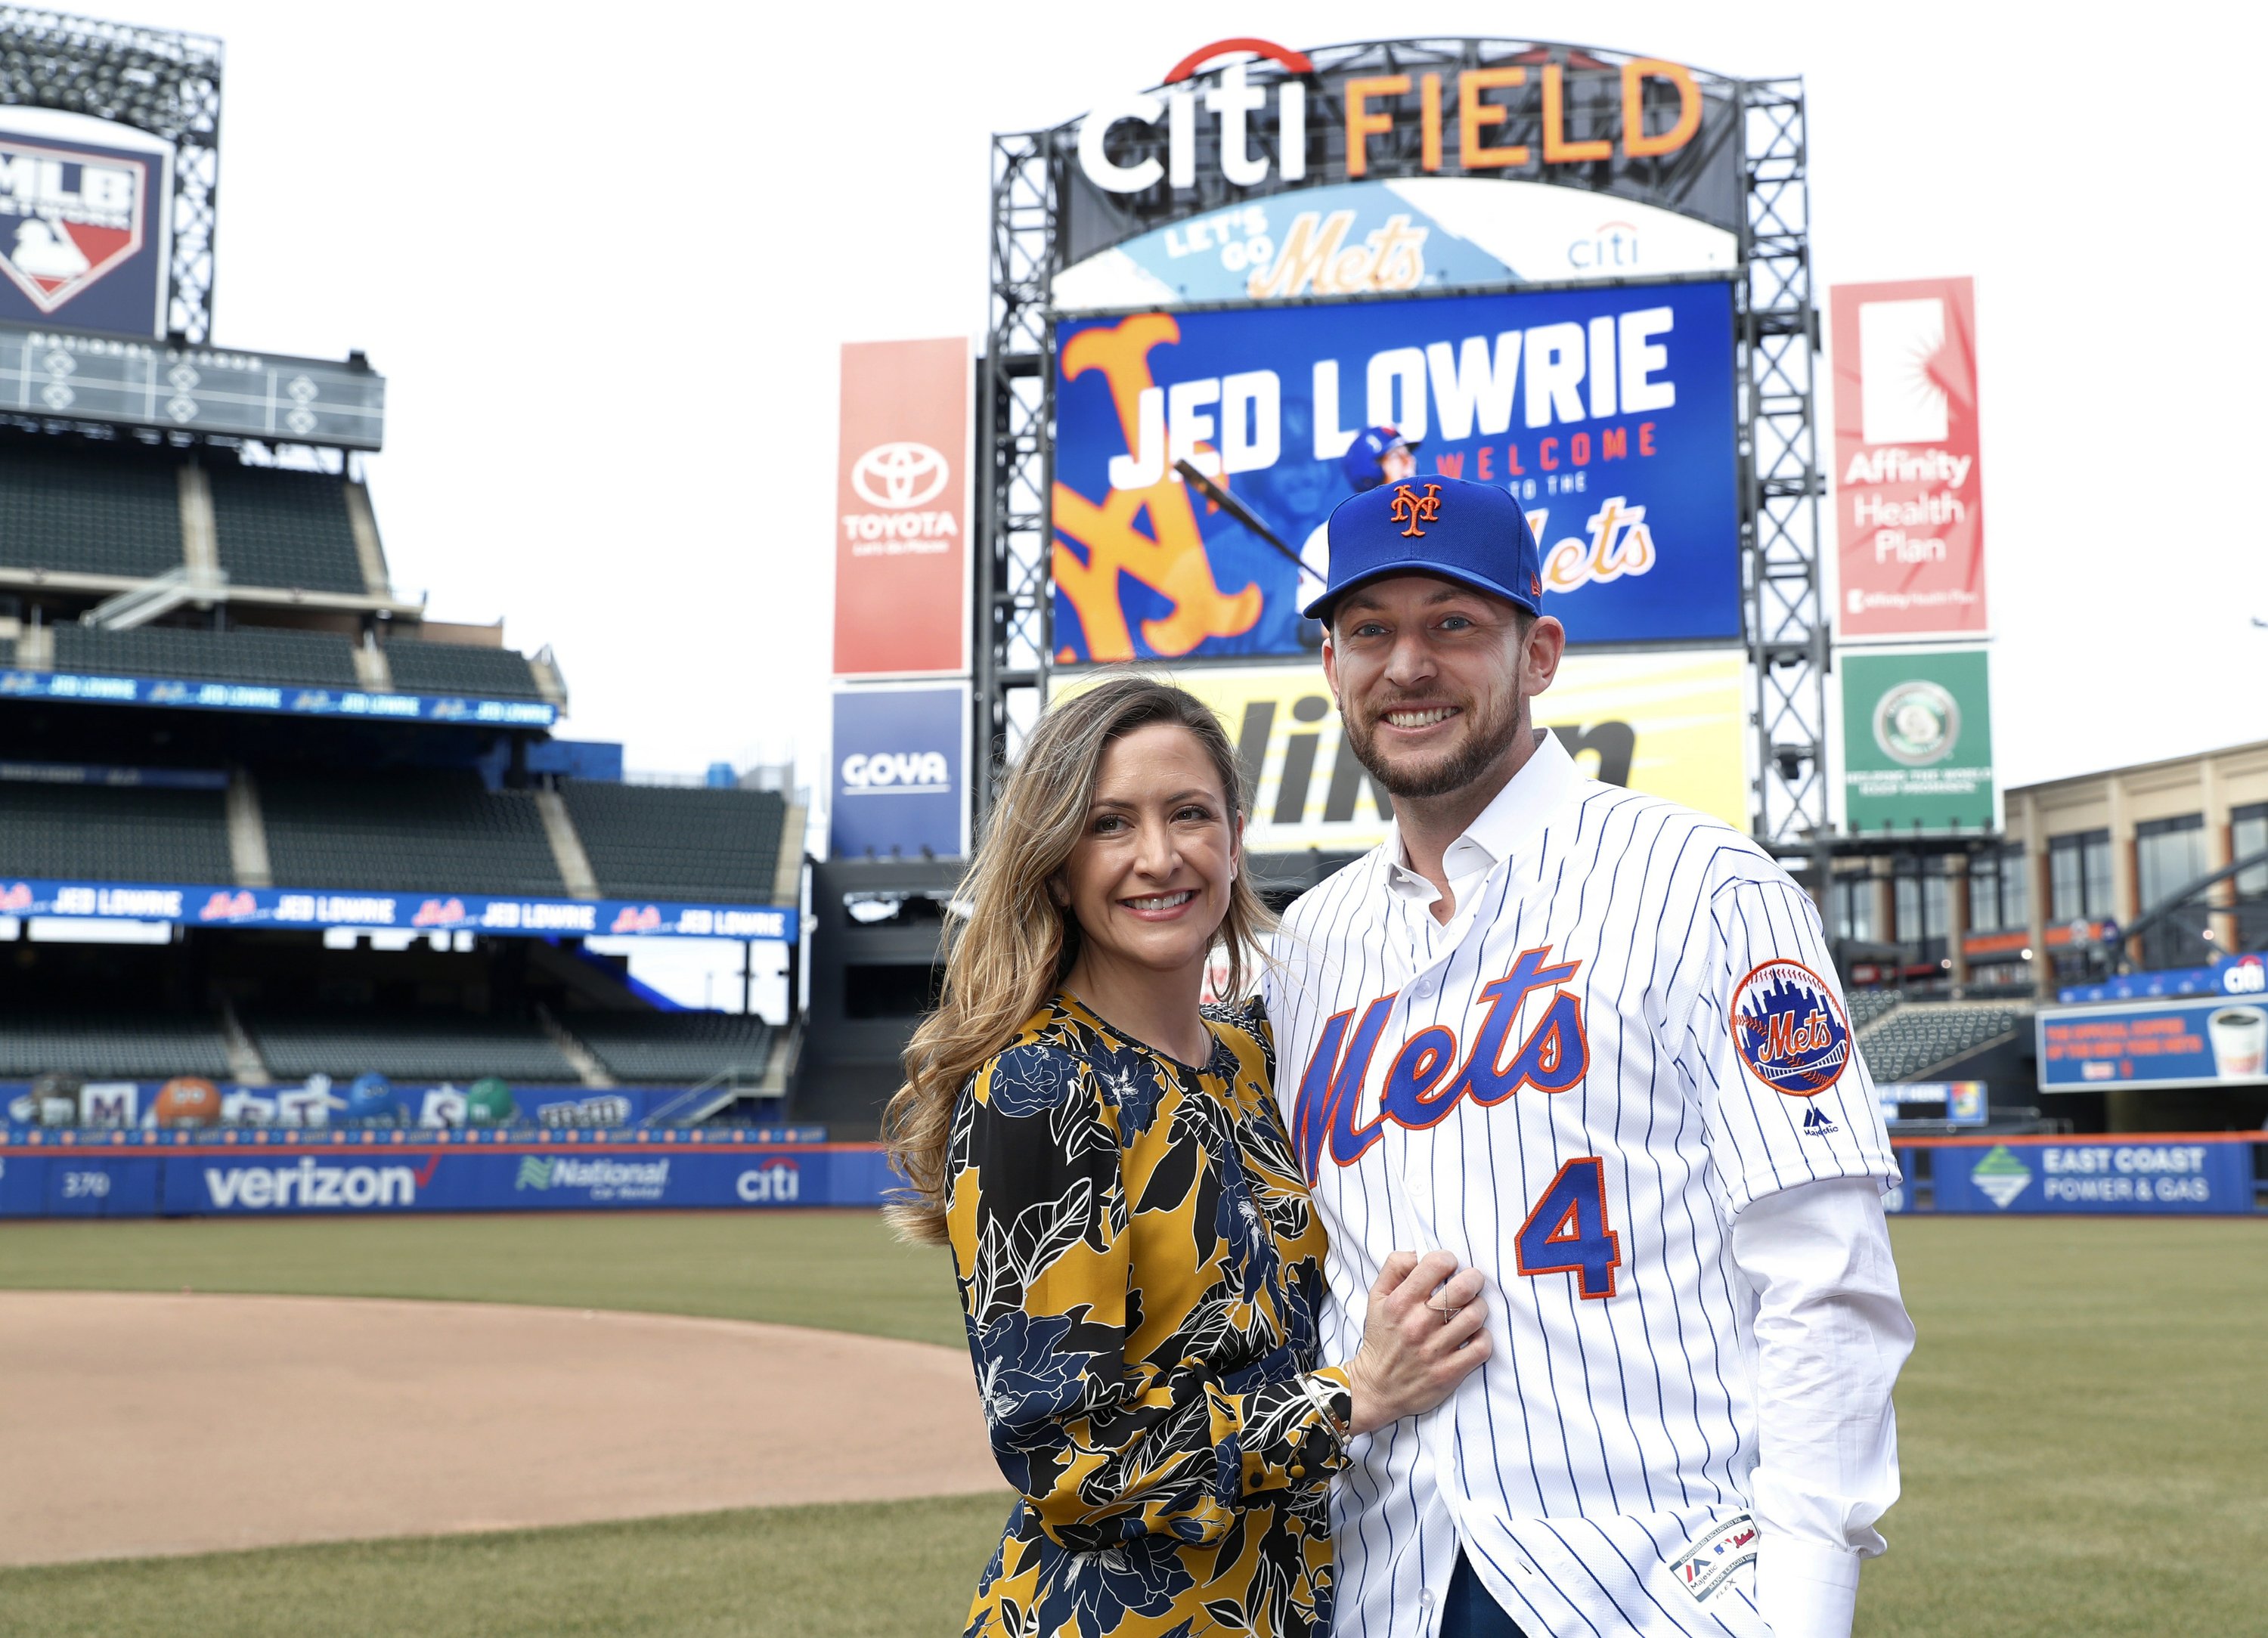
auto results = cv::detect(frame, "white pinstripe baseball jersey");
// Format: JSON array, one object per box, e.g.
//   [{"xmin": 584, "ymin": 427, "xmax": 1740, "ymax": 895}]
[{"xmin": 1262, "ymin": 731, "xmax": 1900, "ymax": 1638}]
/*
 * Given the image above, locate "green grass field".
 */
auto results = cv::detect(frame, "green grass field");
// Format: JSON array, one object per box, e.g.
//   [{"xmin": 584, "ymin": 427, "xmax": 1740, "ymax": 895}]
[{"xmin": 2, "ymin": 1212, "xmax": 2264, "ymax": 1636}]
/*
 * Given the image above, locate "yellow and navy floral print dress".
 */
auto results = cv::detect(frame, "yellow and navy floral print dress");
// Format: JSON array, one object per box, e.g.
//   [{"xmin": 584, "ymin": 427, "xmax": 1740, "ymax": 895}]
[{"xmin": 947, "ymin": 993, "xmax": 1352, "ymax": 1638}]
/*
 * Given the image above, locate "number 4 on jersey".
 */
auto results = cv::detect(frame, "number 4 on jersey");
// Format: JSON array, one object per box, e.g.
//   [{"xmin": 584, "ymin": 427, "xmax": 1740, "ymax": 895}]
[{"xmin": 1514, "ymin": 1157, "xmax": 1622, "ymax": 1299}]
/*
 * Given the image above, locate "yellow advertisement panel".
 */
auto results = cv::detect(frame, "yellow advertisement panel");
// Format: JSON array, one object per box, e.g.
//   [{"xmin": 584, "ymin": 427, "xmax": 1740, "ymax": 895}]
[{"xmin": 1051, "ymin": 649, "xmax": 1749, "ymax": 853}]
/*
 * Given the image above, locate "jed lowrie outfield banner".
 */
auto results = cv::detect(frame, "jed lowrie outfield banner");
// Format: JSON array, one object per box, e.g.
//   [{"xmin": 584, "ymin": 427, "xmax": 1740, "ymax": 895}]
[
  {"xmin": 1839, "ymin": 646, "xmax": 1994, "ymax": 832},
  {"xmin": 1830, "ymin": 277, "xmax": 1987, "ymax": 639},
  {"xmin": 833, "ymin": 339, "xmax": 970, "ymax": 677},
  {"xmin": 1052, "ymin": 280, "xmax": 1740, "ymax": 662}
]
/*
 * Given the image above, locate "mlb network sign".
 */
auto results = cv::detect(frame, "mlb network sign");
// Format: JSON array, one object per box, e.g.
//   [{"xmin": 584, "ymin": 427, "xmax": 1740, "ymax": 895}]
[
  {"xmin": 830, "ymin": 683, "xmax": 967, "ymax": 860},
  {"xmin": 0, "ymin": 116, "xmax": 172, "ymax": 338}
]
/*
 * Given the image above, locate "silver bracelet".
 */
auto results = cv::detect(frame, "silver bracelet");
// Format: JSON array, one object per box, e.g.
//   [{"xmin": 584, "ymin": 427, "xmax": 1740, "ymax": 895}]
[{"xmin": 1297, "ymin": 1372, "xmax": 1350, "ymax": 1460}]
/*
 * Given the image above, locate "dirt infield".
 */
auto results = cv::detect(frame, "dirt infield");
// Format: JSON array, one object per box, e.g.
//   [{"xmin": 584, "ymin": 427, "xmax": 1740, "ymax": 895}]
[{"xmin": 0, "ymin": 1290, "xmax": 1000, "ymax": 1566}]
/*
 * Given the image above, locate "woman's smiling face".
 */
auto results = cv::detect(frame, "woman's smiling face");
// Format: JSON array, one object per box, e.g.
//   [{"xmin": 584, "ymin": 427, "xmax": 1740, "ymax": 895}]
[{"xmin": 1058, "ymin": 721, "xmax": 1238, "ymax": 987}]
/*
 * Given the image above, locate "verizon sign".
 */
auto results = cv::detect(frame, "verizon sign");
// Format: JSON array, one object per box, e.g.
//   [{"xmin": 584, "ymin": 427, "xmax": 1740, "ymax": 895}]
[
  {"xmin": 833, "ymin": 340, "xmax": 970, "ymax": 677},
  {"xmin": 1830, "ymin": 277, "xmax": 1987, "ymax": 638}
]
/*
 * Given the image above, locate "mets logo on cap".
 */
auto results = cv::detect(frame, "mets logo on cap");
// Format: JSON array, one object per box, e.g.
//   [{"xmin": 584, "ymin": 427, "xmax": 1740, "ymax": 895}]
[{"xmin": 1730, "ymin": 960, "xmax": 1851, "ymax": 1095}]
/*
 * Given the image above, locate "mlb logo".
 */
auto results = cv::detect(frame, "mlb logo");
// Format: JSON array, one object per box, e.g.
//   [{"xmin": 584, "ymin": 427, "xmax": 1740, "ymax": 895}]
[{"xmin": 0, "ymin": 137, "xmax": 147, "ymax": 314}]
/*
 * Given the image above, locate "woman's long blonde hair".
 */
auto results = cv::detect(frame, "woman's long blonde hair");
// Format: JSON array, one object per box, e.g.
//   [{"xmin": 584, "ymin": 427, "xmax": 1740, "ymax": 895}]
[{"xmin": 883, "ymin": 674, "xmax": 1272, "ymax": 1244}]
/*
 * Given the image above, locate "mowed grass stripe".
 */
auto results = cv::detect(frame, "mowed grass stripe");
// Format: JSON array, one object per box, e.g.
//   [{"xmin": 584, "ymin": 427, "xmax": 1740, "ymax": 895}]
[
  {"xmin": 0, "ymin": 1494, "xmax": 1011, "ymax": 1638},
  {"xmin": 3, "ymin": 1212, "xmax": 2266, "ymax": 1634},
  {"xmin": 0, "ymin": 1210, "xmax": 969, "ymax": 1348}
]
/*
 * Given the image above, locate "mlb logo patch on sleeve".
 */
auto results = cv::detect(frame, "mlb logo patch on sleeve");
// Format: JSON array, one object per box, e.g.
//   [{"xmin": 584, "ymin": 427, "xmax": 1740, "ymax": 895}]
[{"xmin": 1730, "ymin": 960, "xmax": 1851, "ymax": 1095}]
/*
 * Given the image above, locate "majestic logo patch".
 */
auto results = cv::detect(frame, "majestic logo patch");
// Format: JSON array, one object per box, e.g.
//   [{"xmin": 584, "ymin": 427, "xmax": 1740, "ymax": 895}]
[
  {"xmin": 1801, "ymin": 1104, "xmax": 1838, "ymax": 1137},
  {"xmin": 1730, "ymin": 959, "xmax": 1851, "ymax": 1096},
  {"xmin": 1668, "ymin": 1512, "xmax": 1758, "ymax": 1603},
  {"xmin": 1389, "ymin": 481, "xmax": 1442, "ymax": 537},
  {"xmin": 0, "ymin": 139, "xmax": 147, "ymax": 314}
]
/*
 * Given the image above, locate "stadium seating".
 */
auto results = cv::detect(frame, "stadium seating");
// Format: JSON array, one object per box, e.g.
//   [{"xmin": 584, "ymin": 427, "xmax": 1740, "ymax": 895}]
[
  {"xmin": 1857, "ymin": 1001, "xmax": 2031, "ymax": 1082},
  {"xmin": 570, "ymin": 1013, "xmax": 776, "ymax": 1083},
  {"xmin": 559, "ymin": 782, "xmax": 786, "ymax": 903},
  {"xmin": 259, "ymin": 769, "xmax": 565, "ymax": 895},
  {"xmin": 1845, "ymin": 989, "xmax": 1903, "ymax": 1031},
  {"xmin": 381, "ymin": 639, "xmax": 544, "ymax": 700},
  {"xmin": 0, "ymin": 435, "xmax": 185, "ymax": 580},
  {"xmin": 0, "ymin": 1010, "xmax": 234, "ymax": 1079},
  {"xmin": 205, "ymin": 465, "xmax": 368, "ymax": 595},
  {"xmin": 0, "ymin": 779, "xmax": 234, "ymax": 882},
  {"xmin": 243, "ymin": 1012, "xmax": 579, "ymax": 1082},
  {"xmin": 50, "ymin": 623, "xmax": 361, "ymax": 688}
]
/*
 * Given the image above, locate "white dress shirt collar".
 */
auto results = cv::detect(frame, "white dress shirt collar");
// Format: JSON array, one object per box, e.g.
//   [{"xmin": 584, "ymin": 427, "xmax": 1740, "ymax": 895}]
[{"xmin": 1380, "ymin": 728, "xmax": 1579, "ymax": 906}]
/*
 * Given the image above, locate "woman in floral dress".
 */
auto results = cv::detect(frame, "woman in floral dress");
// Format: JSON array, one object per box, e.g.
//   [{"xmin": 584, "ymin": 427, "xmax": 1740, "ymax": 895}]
[{"xmin": 888, "ymin": 676, "xmax": 1489, "ymax": 1638}]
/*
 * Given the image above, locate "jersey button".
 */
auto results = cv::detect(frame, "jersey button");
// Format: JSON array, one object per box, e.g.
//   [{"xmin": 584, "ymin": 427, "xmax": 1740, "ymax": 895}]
[
  {"xmin": 1414, "ymin": 977, "xmax": 1437, "ymax": 999},
  {"xmin": 1419, "ymin": 1589, "xmax": 1436, "ymax": 1609}
]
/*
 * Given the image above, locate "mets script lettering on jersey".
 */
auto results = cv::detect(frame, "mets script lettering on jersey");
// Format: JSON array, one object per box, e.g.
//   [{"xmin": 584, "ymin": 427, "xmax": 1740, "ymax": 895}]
[
  {"xmin": 1289, "ymin": 945, "xmax": 1588, "ymax": 1177},
  {"xmin": 1730, "ymin": 959, "xmax": 1851, "ymax": 1095}
]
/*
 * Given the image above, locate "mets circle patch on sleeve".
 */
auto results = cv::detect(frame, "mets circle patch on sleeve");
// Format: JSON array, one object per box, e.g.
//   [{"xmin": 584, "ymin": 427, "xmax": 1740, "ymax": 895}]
[{"xmin": 1730, "ymin": 959, "xmax": 1851, "ymax": 1096}]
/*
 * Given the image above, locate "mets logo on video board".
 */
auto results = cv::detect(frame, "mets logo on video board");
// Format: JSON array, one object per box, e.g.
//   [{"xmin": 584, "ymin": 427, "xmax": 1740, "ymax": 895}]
[
  {"xmin": 1730, "ymin": 959, "xmax": 1851, "ymax": 1096},
  {"xmin": 0, "ymin": 138, "xmax": 148, "ymax": 314}
]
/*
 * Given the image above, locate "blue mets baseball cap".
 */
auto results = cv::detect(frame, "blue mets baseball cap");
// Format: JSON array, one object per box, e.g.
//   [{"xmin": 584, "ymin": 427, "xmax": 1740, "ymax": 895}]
[
  {"xmin": 1340, "ymin": 424, "xmax": 1420, "ymax": 492},
  {"xmin": 1303, "ymin": 475, "xmax": 1544, "ymax": 622}
]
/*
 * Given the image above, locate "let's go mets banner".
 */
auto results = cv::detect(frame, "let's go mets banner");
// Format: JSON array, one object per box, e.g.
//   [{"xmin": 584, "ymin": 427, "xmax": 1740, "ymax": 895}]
[{"xmin": 1050, "ymin": 280, "xmax": 1740, "ymax": 663}]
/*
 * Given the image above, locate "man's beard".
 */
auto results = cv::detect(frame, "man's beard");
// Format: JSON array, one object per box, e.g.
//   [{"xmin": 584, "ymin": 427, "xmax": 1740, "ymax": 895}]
[{"xmin": 1346, "ymin": 686, "xmax": 1529, "ymax": 800}]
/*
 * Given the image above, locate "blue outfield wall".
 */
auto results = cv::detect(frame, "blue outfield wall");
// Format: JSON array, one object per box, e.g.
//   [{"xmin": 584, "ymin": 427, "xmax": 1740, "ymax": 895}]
[
  {"xmin": 4, "ymin": 1132, "xmax": 2256, "ymax": 1222},
  {"xmin": 1887, "ymin": 1135, "xmax": 2263, "ymax": 1217},
  {"xmin": 0, "ymin": 1130, "xmax": 897, "ymax": 1218}
]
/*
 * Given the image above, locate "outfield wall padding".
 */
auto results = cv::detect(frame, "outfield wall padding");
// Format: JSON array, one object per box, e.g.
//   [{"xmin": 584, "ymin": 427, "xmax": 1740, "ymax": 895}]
[{"xmin": 0, "ymin": 1131, "xmax": 894, "ymax": 1218}]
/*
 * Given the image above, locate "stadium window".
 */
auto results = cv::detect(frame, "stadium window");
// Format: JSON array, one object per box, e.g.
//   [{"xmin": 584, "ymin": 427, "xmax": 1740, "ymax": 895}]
[
  {"xmin": 2049, "ymin": 829, "xmax": 2112, "ymax": 921},
  {"xmin": 1833, "ymin": 872, "xmax": 1873, "ymax": 943},
  {"xmin": 2136, "ymin": 814, "xmax": 2206, "ymax": 914},
  {"xmin": 1969, "ymin": 851, "xmax": 2003, "ymax": 933},
  {"xmin": 2235, "ymin": 803, "xmax": 2268, "ymax": 899},
  {"xmin": 1997, "ymin": 841, "xmax": 2028, "ymax": 930}
]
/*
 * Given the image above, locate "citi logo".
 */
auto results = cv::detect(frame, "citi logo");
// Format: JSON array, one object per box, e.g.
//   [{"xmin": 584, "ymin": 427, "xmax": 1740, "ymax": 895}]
[
  {"xmin": 1569, "ymin": 221, "xmax": 1641, "ymax": 272},
  {"xmin": 850, "ymin": 441, "xmax": 950, "ymax": 509},
  {"xmin": 736, "ymin": 1161, "xmax": 801, "ymax": 1203},
  {"xmin": 1080, "ymin": 39, "xmax": 1315, "ymax": 197},
  {"xmin": 841, "ymin": 751, "xmax": 950, "ymax": 793},
  {"xmin": 203, "ymin": 1157, "xmax": 424, "ymax": 1210}
]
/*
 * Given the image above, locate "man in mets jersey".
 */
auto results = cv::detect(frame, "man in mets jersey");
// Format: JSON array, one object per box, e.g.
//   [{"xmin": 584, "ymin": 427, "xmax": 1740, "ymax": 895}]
[{"xmin": 1263, "ymin": 475, "xmax": 1914, "ymax": 1638}]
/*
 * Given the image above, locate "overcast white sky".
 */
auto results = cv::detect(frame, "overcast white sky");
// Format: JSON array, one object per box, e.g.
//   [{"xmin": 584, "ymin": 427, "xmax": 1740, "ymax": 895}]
[{"xmin": 156, "ymin": 0, "xmax": 2265, "ymax": 792}]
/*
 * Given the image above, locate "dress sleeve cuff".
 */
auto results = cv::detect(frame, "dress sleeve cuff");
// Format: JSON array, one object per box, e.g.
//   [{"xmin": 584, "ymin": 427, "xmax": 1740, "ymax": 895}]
[
  {"xmin": 1229, "ymin": 1367, "xmax": 1352, "ymax": 1497},
  {"xmin": 1756, "ymin": 1534, "xmax": 1861, "ymax": 1638}
]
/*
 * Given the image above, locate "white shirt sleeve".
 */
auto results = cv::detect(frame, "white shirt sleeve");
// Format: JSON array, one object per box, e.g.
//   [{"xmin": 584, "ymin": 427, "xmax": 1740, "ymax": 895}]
[{"xmin": 1730, "ymin": 1175, "xmax": 1916, "ymax": 1638}]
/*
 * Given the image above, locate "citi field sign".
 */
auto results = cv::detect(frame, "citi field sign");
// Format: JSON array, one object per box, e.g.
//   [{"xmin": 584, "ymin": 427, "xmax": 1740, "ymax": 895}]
[{"xmin": 1052, "ymin": 39, "xmax": 1743, "ymax": 309}]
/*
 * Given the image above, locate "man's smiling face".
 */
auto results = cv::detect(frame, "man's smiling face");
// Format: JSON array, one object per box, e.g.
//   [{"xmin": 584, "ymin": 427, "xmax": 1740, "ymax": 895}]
[{"xmin": 1322, "ymin": 574, "xmax": 1560, "ymax": 800}]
